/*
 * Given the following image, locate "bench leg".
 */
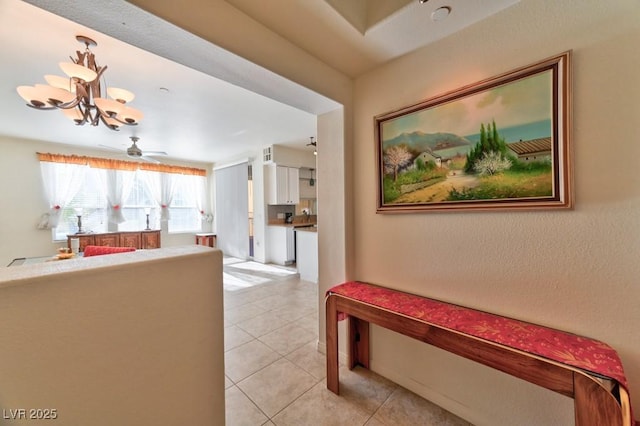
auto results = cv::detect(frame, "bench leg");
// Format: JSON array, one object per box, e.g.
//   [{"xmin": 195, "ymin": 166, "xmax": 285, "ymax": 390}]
[
  {"xmin": 574, "ymin": 373, "xmax": 623, "ymax": 426},
  {"xmin": 349, "ymin": 317, "xmax": 369, "ymax": 370},
  {"xmin": 326, "ymin": 296, "xmax": 340, "ymax": 394}
]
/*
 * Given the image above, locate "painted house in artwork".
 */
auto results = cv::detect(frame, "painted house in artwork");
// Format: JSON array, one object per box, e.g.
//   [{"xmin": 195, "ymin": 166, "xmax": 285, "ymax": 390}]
[
  {"xmin": 507, "ymin": 137, "xmax": 552, "ymax": 162},
  {"xmin": 413, "ymin": 151, "xmax": 451, "ymax": 169}
]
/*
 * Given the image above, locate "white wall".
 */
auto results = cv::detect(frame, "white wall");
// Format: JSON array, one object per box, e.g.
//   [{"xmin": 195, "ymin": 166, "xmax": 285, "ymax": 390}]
[
  {"xmin": 0, "ymin": 135, "xmax": 212, "ymax": 266},
  {"xmin": 352, "ymin": 1, "xmax": 640, "ymax": 425},
  {"xmin": 0, "ymin": 246, "xmax": 225, "ymax": 425}
]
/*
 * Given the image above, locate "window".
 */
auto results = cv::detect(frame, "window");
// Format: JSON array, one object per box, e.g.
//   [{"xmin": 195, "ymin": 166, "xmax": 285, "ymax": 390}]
[
  {"xmin": 168, "ymin": 173, "xmax": 204, "ymax": 233},
  {"xmin": 119, "ymin": 174, "xmax": 157, "ymax": 232},
  {"xmin": 39, "ymin": 154, "xmax": 208, "ymax": 240},
  {"xmin": 53, "ymin": 168, "xmax": 108, "ymax": 240}
]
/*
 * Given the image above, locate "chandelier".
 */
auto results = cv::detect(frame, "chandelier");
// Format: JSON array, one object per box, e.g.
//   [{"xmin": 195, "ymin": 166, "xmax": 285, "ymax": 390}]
[{"xmin": 16, "ymin": 35, "xmax": 143, "ymax": 131}]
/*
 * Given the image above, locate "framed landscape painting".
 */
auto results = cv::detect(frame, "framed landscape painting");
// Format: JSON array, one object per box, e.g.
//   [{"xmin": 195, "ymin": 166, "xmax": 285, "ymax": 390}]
[{"xmin": 375, "ymin": 51, "xmax": 572, "ymax": 213}]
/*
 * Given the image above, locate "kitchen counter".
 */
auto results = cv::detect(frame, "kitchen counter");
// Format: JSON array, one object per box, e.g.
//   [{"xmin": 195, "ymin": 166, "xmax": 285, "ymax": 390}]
[
  {"xmin": 295, "ymin": 226, "xmax": 317, "ymax": 233},
  {"xmin": 267, "ymin": 221, "xmax": 316, "ymax": 228}
]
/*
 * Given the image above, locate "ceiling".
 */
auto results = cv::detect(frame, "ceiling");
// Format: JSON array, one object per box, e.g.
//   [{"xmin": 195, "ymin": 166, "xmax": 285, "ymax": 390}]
[{"xmin": 0, "ymin": 0, "xmax": 519, "ymax": 165}]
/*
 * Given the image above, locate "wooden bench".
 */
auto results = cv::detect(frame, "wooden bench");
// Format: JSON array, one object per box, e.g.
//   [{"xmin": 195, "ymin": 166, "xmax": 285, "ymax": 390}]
[{"xmin": 325, "ymin": 281, "xmax": 633, "ymax": 426}]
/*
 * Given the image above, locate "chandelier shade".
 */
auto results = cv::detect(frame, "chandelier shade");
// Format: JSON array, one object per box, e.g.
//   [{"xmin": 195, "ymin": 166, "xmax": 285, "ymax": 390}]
[
  {"xmin": 45, "ymin": 75, "xmax": 76, "ymax": 92},
  {"xmin": 16, "ymin": 35, "xmax": 143, "ymax": 131},
  {"xmin": 59, "ymin": 61, "xmax": 97, "ymax": 82}
]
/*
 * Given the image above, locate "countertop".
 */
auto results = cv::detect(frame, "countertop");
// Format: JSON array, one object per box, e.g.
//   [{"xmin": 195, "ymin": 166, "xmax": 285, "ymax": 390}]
[
  {"xmin": 267, "ymin": 221, "xmax": 316, "ymax": 228},
  {"xmin": 295, "ymin": 226, "xmax": 317, "ymax": 233}
]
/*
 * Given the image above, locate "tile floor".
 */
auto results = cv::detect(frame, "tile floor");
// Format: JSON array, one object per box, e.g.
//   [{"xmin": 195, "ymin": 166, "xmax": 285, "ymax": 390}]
[{"xmin": 223, "ymin": 258, "xmax": 472, "ymax": 426}]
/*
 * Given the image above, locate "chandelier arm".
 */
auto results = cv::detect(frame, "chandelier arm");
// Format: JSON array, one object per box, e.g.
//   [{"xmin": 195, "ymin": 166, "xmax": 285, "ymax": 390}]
[
  {"xmin": 94, "ymin": 65, "xmax": 107, "ymax": 82},
  {"xmin": 85, "ymin": 106, "xmax": 101, "ymax": 127},
  {"xmin": 73, "ymin": 51, "xmax": 86, "ymax": 65},
  {"xmin": 25, "ymin": 103, "xmax": 56, "ymax": 111},
  {"xmin": 48, "ymin": 97, "xmax": 81, "ymax": 109},
  {"xmin": 78, "ymin": 105, "xmax": 93, "ymax": 126},
  {"xmin": 95, "ymin": 105, "xmax": 138, "ymax": 127},
  {"xmin": 97, "ymin": 113, "xmax": 120, "ymax": 131}
]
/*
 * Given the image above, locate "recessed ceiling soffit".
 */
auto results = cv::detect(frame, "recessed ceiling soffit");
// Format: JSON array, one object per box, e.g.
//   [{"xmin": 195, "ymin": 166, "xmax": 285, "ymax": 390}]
[{"xmin": 324, "ymin": 0, "xmax": 413, "ymax": 34}]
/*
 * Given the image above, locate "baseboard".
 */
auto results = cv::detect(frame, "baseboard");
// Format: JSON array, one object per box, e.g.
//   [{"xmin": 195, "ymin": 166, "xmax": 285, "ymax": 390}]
[
  {"xmin": 316, "ymin": 340, "xmax": 348, "ymax": 366},
  {"xmin": 317, "ymin": 338, "xmax": 486, "ymax": 423},
  {"xmin": 369, "ymin": 361, "xmax": 486, "ymax": 425}
]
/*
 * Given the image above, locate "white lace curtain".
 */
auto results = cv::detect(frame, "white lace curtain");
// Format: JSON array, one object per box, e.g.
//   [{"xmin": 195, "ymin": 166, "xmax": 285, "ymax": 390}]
[
  {"xmin": 39, "ymin": 161, "xmax": 87, "ymax": 228},
  {"xmin": 98, "ymin": 169, "xmax": 136, "ymax": 224},
  {"xmin": 194, "ymin": 175, "xmax": 207, "ymax": 217},
  {"xmin": 38, "ymin": 153, "xmax": 207, "ymax": 229},
  {"xmin": 144, "ymin": 171, "xmax": 176, "ymax": 222}
]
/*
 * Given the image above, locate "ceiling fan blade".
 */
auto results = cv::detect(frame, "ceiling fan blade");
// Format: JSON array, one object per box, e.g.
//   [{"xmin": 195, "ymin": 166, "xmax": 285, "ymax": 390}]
[
  {"xmin": 139, "ymin": 155, "xmax": 161, "ymax": 163},
  {"xmin": 141, "ymin": 151, "xmax": 168, "ymax": 156},
  {"xmin": 98, "ymin": 144, "xmax": 124, "ymax": 153}
]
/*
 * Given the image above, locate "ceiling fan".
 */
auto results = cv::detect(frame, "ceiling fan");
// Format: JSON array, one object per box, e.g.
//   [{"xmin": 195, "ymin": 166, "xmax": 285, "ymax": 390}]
[{"xmin": 99, "ymin": 136, "xmax": 168, "ymax": 163}]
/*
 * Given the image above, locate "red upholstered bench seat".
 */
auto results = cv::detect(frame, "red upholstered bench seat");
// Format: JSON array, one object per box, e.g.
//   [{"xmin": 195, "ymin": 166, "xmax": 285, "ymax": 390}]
[
  {"xmin": 325, "ymin": 281, "xmax": 634, "ymax": 426},
  {"xmin": 83, "ymin": 245, "xmax": 136, "ymax": 257}
]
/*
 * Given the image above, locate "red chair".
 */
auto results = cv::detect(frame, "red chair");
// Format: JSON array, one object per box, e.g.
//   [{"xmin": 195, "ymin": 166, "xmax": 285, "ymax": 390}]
[{"xmin": 83, "ymin": 245, "xmax": 136, "ymax": 257}]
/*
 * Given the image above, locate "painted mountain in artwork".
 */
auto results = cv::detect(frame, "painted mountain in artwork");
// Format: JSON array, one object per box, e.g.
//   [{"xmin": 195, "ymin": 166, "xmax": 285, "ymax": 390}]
[{"xmin": 384, "ymin": 131, "xmax": 472, "ymax": 153}]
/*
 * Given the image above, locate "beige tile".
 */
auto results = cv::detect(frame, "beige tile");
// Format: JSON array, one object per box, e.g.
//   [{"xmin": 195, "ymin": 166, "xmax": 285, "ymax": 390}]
[
  {"xmin": 238, "ymin": 358, "xmax": 319, "ymax": 418},
  {"xmin": 272, "ymin": 381, "xmax": 371, "ymax": 426},
  {"xmin": 271, "ymin": 304, "xmax": 317, "ymax": 322},
  {"xmin": 225, "ymin": 385, "xmax": 268, "ymax": 426},
  {"xmin": 225, "ymin": 301, "xmax": 268, "ymax": 325},
  {"xmin": 236, "ymin": 310, "xmax": 291, "ymax": 338},
  {"xmin": 252, "ymin": 293, "xmax": 295, "ymax": 311},
  {"xmin": 286, "ymin": 341, "xmax": 326, "ymax": 380},
  {"xmin": 225, "ymin": 375, "xmax": 234, "ymax": 389},
  {"xmin": 225, "ymin": 325, "xmax": 255, "ymax": 351},
  {"xmin": 225, "ymin": 339, "xmax": 281, "ymax": 382},
  {"xmin": 295, "ymin": 315, "xmax": 320, "ymax": 334},
  {"xmin": 223, "ymin": 268, "xmax": 469, "ymax": 426},
  {"xmin": 259, "ymin": 323, "xmax": 316, "ymax": 355},
  {"xmin": 336, "ymin": 366, "xmax": 397, "ymax": 415},
  {"xmin": 371, "ymin": 387, "xmax": 472, "ymax": 426}
]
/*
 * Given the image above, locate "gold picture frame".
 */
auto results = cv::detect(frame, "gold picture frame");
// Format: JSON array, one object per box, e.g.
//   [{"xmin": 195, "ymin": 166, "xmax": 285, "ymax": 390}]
[{"xmin": 375, "ymin": 51, "xmax": 572, "ymax": 213}]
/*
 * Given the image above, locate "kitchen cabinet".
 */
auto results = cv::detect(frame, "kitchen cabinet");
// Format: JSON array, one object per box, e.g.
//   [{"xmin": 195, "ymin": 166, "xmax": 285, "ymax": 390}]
[
  {"xmin": 295, "ymin": 227, "xmax": 317, "ymax": 283},
  {"xmin": 267, "ymin": 226, "xmax": 295, "ymax": 266},
  {"xmin": 267, "ymin": 165, "xmax": 299, "ymax": 205}
]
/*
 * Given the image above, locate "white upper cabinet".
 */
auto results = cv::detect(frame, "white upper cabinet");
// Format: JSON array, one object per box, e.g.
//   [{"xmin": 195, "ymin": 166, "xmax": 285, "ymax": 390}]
[{"xmin": 267, "ymin": 164, "xmax": 299, "ymax": 205}]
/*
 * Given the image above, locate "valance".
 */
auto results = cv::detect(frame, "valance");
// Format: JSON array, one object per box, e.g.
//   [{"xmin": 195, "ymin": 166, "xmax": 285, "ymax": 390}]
[{"xmin": 36, "ymin": 152, "xmax": 206, "ymax": 176}]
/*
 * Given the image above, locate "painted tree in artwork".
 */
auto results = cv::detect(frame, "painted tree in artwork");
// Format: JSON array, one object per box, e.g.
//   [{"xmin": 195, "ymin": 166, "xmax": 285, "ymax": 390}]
[
  {"xmin": 464, "ymin": 120, "xmax": 509, "ymax": 173},
  {"xmin": 384, "ymin": 145, "xmax": 413, "ymax": 181},
  {"xmin": 474, "ymin": 151, "xmax": 512, "ymax": 176}
]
